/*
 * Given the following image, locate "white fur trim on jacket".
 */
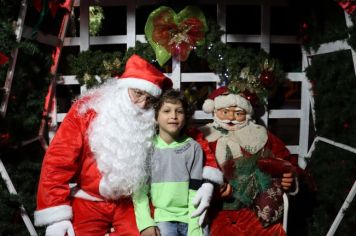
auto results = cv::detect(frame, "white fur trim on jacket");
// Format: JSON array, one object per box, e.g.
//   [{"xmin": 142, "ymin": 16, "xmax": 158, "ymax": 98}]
[
  {"xmin": 34, "ymin": 205, "xmax": 72, "ymax": 226},
  {"xmin": 118, "ymin": 78, "xmax": 161, "ymax": 96},
  {"xmin": 203, "ymin": 166, "xmax": 224, "ymax": 185}
]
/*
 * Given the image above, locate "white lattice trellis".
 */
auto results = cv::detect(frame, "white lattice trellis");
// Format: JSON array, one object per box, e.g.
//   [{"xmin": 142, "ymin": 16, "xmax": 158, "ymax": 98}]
[{"xmin": 3, "ymin": 0, "xmax": 355, "ymax": 235}]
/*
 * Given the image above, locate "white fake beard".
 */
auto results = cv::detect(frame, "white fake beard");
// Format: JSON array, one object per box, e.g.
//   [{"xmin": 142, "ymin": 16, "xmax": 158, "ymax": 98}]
[
  {"xmin": 83, "ymin": 80, "xmax": 155, "ymax": 199},
  {"xmin": 213, "ymin": 116, "xmax": 249, "ymax": 131}
]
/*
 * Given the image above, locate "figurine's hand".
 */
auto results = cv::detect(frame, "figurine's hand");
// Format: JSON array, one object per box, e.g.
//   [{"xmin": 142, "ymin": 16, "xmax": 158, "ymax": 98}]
[
  {"xmin": 281, "ymin": 172, "xmax": 294, "ymax": 190},
  {"xmin": 219, "ymin": 183, "xmax": 233, "ymax": 198}
]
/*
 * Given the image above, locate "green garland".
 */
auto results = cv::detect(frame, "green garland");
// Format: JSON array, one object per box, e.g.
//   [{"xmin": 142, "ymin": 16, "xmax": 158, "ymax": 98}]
[
  {"xmin": 67, "ymin": 50, "xmax": 122, "ymax": 88},
  {"xmin": 68, "ymin": 19, "xmax": 285, "ymax": 106}
]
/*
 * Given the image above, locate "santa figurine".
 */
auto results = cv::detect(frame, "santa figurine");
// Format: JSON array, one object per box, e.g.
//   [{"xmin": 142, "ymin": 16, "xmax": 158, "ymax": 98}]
[
  {"xmin": 34, "ymin": 54, "xmax": 173, "ymax": 235},
  {"xmin": 199, "ymin": 86, "xmax": 299, "ymax": 236}
]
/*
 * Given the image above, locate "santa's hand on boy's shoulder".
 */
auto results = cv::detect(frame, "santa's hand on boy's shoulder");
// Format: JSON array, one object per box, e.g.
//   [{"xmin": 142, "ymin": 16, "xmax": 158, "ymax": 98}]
[{"xmin": 140, "ymin": 226, "xmax": 161, "ymax": 236}]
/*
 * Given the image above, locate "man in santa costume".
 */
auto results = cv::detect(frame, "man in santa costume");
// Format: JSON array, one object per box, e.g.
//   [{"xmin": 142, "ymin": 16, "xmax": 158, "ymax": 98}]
[
  {"xmin": 199, "ymin": 86, "xmax": 299, "ymax": 236},
  {"xmin": 34, "ymin": 54, "xmax": 174, "ymax": 235}
]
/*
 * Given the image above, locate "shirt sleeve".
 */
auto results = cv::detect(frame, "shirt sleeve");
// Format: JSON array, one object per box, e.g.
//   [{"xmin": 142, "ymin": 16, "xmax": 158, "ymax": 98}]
[
  {"xmin": 188, "ymin": 142, "xmax": 204, "ymax": 190},
  {"xmin": 187, "ymin": 189, "xmax": 204, "ymax": 236},
  {"xmin": 133, "ymin": 185, "xmax": 156, "ymax": 232}
]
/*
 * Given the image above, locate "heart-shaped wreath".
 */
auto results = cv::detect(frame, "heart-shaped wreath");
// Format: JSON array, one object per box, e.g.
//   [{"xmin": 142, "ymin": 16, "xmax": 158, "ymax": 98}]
[{"xmin": 145, "ymin": 6, "xmax": 207, "ymax": 66}]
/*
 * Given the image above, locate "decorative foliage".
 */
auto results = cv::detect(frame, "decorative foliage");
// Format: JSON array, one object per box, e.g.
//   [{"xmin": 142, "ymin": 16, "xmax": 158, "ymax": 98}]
[
  {"xmin": 306, "ymin": 142, "xmax": 356, "ymax": 236},
  {"xmin": 305, "ymin": 35, "xmax": 356, "ymax": 236},
  {"xmin": 89, "ymin": 6, "xmax": 104, "ymax": 36},
  {"xmin": 297, "ymin": 0, "xmax": 352, "ymax": 51},
  {"xmin": 68, "ymin": 18, "xmax": 285, "ymax": 105},
  {"xmin": 306, "ymin": 50, "xmax": 356, "ymax": 145},
  {"xmin": 195, "ymin": 20, "xmax": 285, "ymax": 106},
  {"xmin": 67, "ymin": 50, "xmax": 122, "ymax": 88},
  {"xmin": 1, "ymin": 1, "xmax": 51, "ymax": 234},
  {"xmin": 145, "ymin": 6, "xmax": 207, "ymax": 66}
]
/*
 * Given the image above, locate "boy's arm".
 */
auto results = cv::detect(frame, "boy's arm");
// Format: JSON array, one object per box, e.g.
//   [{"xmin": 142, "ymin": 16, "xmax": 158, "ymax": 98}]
[
  {"xmin": 133, "ymin": 185, "xmax": 156, "ymax": 232},
  {"xmin": 188, "ymin": 190, "xmax": 204, "ymax": 236}
]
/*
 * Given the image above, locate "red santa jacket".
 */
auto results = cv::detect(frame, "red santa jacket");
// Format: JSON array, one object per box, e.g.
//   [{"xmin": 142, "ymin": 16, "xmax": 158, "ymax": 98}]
[{"xmin": 34, "ymin": 99, "xmax": 103, "ymax": 226}]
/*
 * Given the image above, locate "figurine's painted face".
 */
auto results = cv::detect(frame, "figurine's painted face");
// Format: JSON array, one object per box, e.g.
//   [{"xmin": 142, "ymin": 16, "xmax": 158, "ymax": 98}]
[{"xmin": 214, "ymin": 106, "xmax": 247, "ymax": 131}]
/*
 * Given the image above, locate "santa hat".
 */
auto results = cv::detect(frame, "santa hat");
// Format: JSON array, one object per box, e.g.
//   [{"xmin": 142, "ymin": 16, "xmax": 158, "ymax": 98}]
[
  {"xmin": 119, "ymin": 54, "xmax": 173, "ymax": 96},
  {"xmin": 202, "ymin": 86, "xmax": 253, "ymax": 114}
]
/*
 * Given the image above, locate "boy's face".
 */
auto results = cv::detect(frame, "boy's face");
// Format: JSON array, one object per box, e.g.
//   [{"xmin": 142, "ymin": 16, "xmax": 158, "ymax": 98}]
[
  {"xmin": 214, "ymin": 106, "xmax": 247, "ymax": 131},
  {"xmin": 157, "ymin": 101, "xmax": 186, "ymax": 139}
]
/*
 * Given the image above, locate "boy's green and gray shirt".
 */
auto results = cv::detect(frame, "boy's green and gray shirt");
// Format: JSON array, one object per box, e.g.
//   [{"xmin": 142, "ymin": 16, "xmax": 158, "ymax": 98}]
[{"xmin": 133, "ymin": 134, "xmax": 204, "ymax": 236}]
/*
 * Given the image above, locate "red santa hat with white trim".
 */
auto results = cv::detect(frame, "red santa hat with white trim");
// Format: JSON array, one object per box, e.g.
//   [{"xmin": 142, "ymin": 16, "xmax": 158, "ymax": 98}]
[
  {"xmin": 119, "ymin": 54, "xmax": 173, "ymax": 96},
  {"xmin": 202, "ymin": 86, "xmax": 253, "ymax": 115}
]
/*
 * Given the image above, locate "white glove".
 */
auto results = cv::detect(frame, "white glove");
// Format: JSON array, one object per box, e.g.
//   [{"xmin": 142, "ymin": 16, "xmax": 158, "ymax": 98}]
[
  {"xmin": 191, "ymin": 182, "xmax": 214, "ymax": 225},
  {"xmin": 45, "ymin": 220, "xmax": 75, "ymax": 236}
]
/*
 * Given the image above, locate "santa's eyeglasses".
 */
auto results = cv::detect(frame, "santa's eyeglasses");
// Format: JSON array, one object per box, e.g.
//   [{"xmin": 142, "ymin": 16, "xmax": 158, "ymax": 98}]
[{"xmin": 129, "ymin": 88, "xmax": 156, "ymax": 105}]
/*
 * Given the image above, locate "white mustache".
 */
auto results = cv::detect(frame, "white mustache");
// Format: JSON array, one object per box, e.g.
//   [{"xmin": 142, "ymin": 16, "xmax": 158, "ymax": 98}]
[{"xmin": 219, "ymin": 120, "xmax": 240, "ymax": 124}]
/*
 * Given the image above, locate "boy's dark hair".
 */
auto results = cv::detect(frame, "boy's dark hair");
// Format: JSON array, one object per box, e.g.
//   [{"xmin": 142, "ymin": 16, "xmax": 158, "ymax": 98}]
[{"xmin": 154, "ymin": 89, "xmax": 195, "ymax": 129}]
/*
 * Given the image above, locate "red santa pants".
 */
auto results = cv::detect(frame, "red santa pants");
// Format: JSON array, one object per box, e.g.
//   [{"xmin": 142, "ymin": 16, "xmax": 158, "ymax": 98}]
[
  {"xmin": 209, "ymin": 208, "xmax": 286, "ymax": 236},
  {"xmin": 71, "ymin": 197, "xmax": 140, "ymax": 236}
]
